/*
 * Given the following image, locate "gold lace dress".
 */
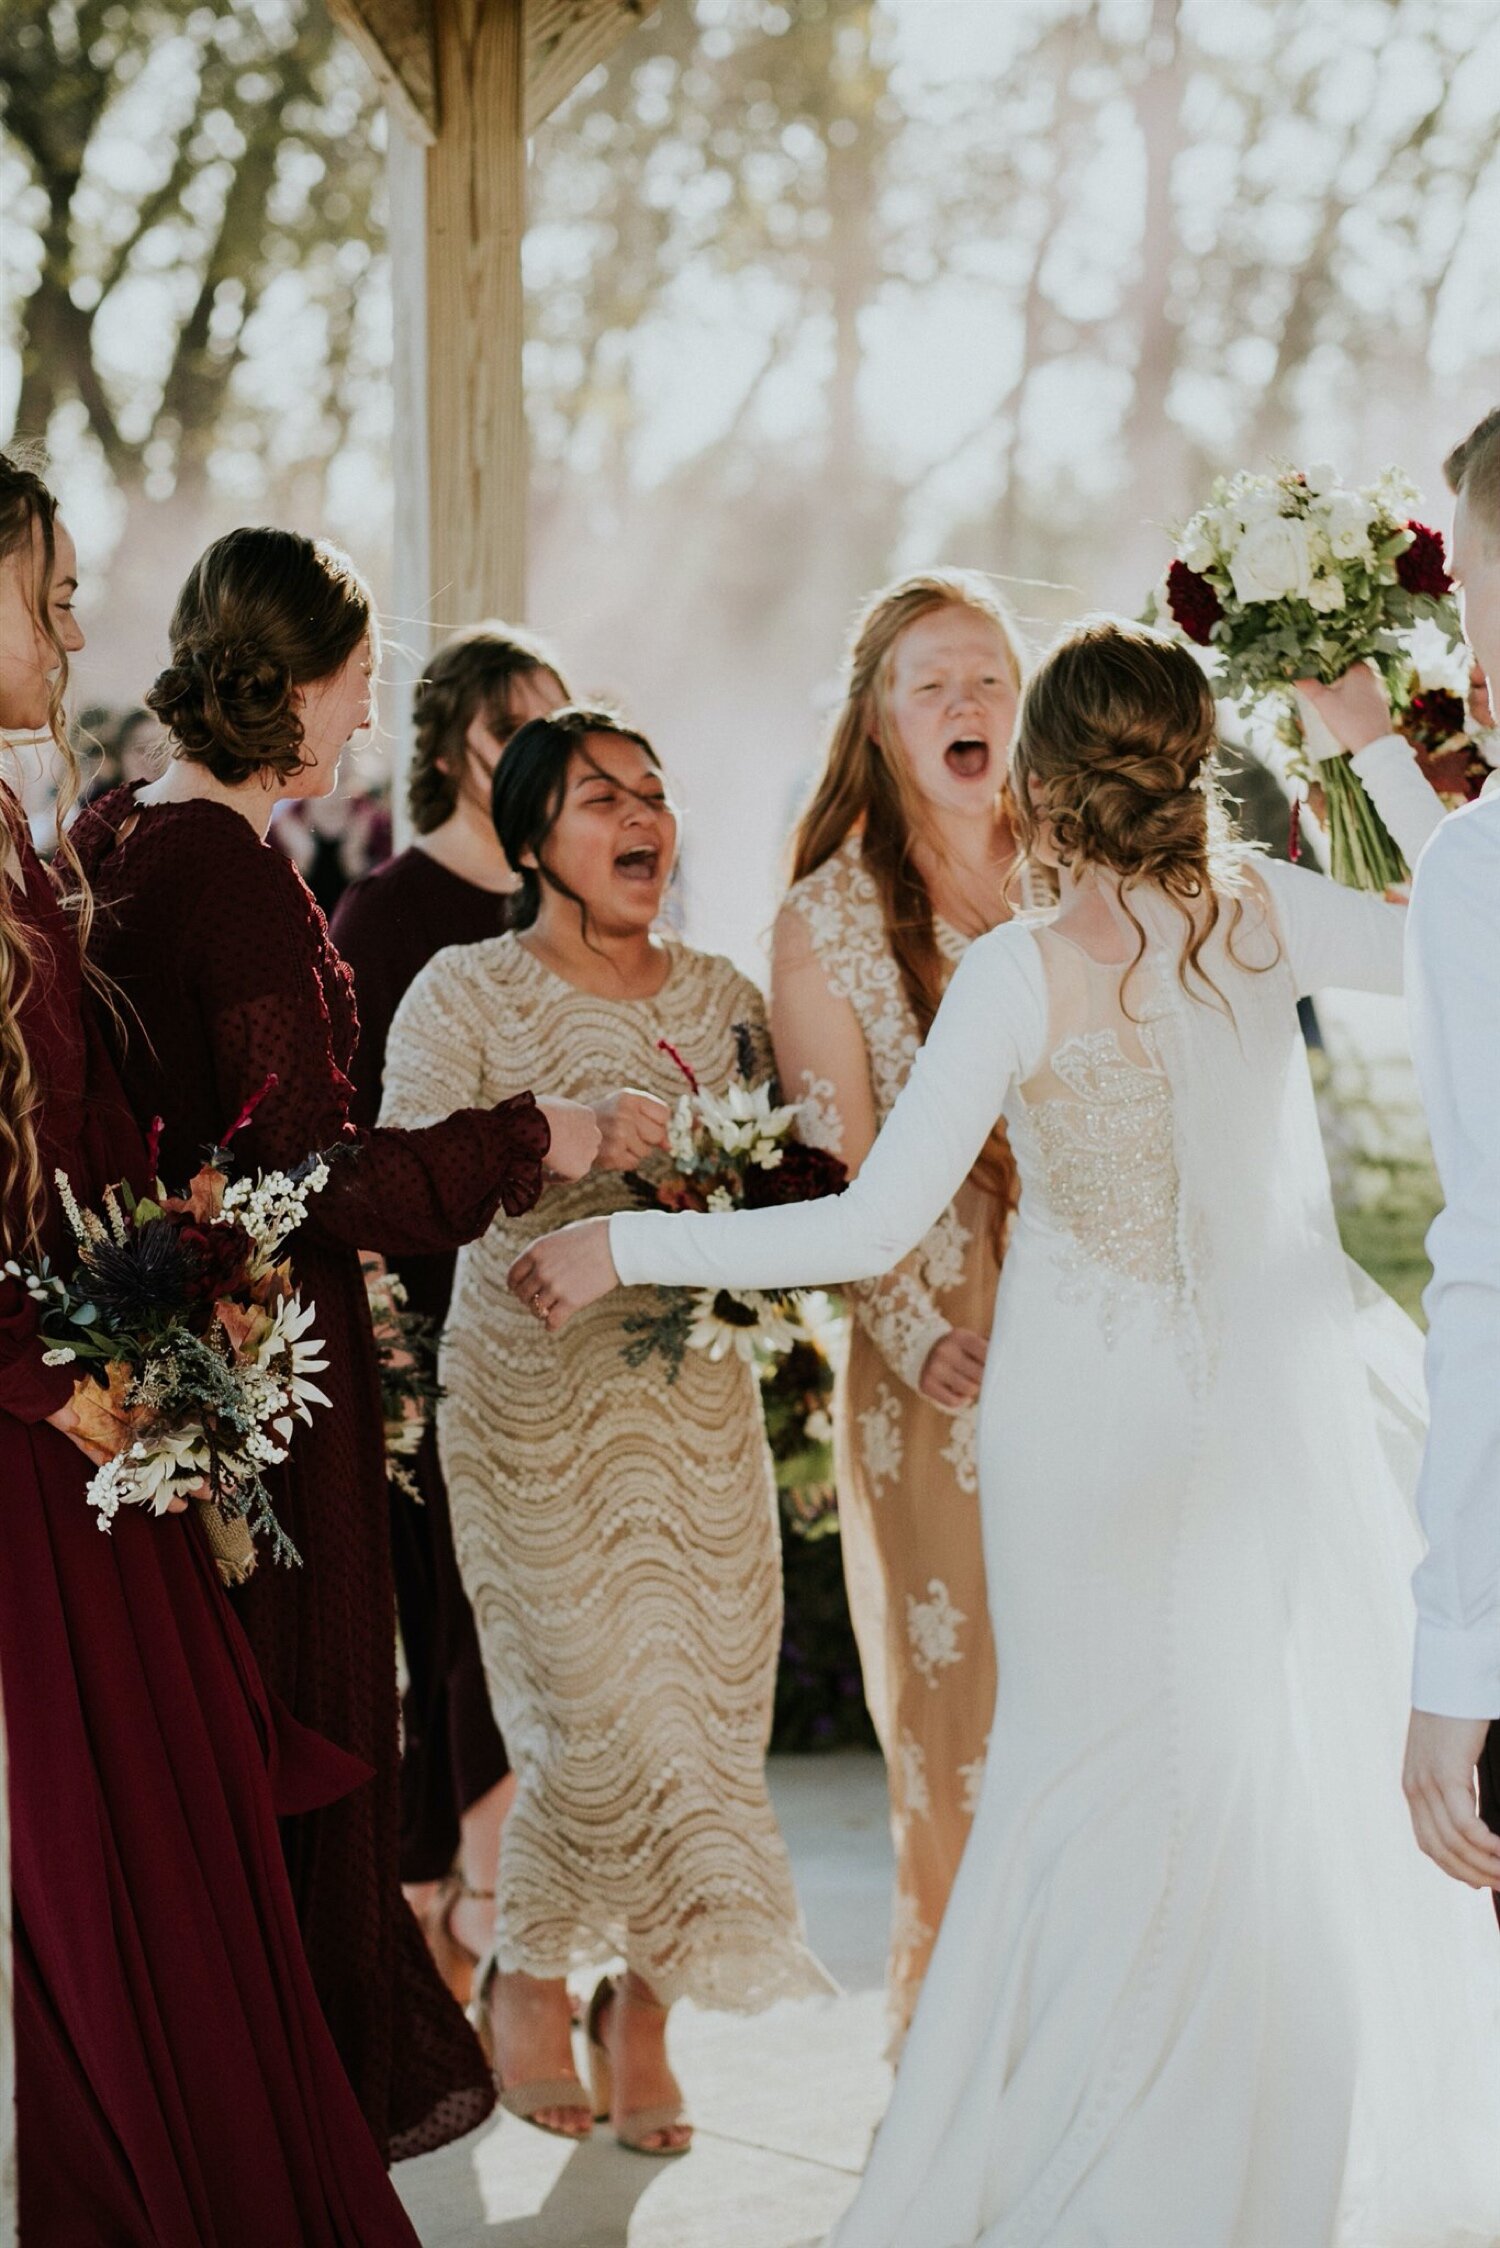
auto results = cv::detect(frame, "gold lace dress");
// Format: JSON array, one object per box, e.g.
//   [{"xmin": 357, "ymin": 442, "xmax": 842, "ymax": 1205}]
[
  {"xmin": 380, "ymin": 933, "xmax": 831, "ymax": 2010},
  {"xmin": 781, "ymin": 837, "xmax": 1004, "ymax": 2036}
]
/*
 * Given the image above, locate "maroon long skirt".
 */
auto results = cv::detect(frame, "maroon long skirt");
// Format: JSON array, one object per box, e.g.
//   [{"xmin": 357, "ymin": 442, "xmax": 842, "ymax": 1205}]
[{"xmin": 3, "ymin": 1413, "xmax": 421, "ymax": 2248}]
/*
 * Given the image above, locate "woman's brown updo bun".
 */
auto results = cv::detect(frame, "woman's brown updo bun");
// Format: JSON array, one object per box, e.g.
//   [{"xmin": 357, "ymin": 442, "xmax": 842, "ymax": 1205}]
[
  {"xmin": 1011, "ymin": 619, "xmax": 1264, "ymax": 1002},
  {"xmin": 147, "ymin": 526, "xmax": 371, "ymax": 785}
]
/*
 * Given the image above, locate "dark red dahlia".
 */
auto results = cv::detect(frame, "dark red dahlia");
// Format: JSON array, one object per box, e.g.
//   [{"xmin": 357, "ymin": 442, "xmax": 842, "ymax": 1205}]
[
  {"xmin": 1399, "ymin": 688, "xmax": 1466, "ymax": 752},
  {"xmin": 741, "ymin": 1141, "xmax": 848, "ymax": 1209},
  {"xmin": 175, "ymin": 1218, "xmax": 258, "ymax": 1304},
  {"xmin": 1395, "ymin": 522, "xmax": 1452, "ymax": 599},
  {"xmin": 1165, "ymin": 559, "xmax": 1223, "ymax": 647}
]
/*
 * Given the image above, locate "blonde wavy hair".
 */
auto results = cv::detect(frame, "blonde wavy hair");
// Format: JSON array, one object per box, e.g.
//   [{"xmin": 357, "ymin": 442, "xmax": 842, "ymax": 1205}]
[
  {"xmin": 0, "ymin": 449, "xmax": 100, "ymax": 1253},
  {"xmin": 791, "ymin": 567, "xmax": 1026, "ymax": 1228},
  {"xmin": 1009, "ymin": 618, "xmax": 1265, "ymax": 1012}
]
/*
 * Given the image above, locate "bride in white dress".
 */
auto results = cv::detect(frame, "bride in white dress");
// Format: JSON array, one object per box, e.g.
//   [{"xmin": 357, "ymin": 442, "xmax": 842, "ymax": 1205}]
[{"xmin": 510, "ymin": 620, "xmax": 1500, "ymax": 2247}]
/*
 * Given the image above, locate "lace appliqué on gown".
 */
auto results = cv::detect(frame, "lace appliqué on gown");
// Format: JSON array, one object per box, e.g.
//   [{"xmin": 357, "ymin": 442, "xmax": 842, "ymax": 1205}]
[
  {"xmin": 1013, "ymin": 1019, "xmax": 1207, "ymax": 1389},
  {"xmin": 906, "ymin": 1578, "xmax": 967, "ymax": 1688}
]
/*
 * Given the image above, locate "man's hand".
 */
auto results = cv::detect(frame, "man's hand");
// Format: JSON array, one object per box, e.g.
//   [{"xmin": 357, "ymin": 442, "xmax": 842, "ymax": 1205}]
[
  {"xmin": 592, "ymin": 1089, "xmax": 672, "ymax": 1173},
  {"xmin": 918, "ymin": 1328, "xmax": 988, "ymax": 1409},
  {"xmin": 1295, "ymin": 663, "xmax": 1392, "ymax": 754},
  {"xmin": 1402, "ymin": 1709, "xmax": 1500, "ymax": 1888},
  {"xmin": 508, "ymin": 1217, "xmax": 619, "ymax": 1333},
  {"xmin": 536, "ymin": 1097, "xmax": 604, "ymax": 1183}
]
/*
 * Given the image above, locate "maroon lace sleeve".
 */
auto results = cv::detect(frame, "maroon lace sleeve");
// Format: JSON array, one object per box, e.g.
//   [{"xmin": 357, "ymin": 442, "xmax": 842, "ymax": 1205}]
[{"xmin": 188, "ymin": 849, "xmax": 549, "ymax": 1257}]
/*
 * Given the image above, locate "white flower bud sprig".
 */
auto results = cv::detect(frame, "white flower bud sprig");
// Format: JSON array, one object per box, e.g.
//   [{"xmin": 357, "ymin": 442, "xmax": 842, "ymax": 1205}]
[{"xmin": 220, "ymin": 1156, "xmax": 331, "ymax": 1278}]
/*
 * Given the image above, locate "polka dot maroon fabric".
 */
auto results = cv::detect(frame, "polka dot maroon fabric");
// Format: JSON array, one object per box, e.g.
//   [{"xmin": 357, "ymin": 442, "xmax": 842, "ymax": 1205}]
[{"xmin": 73, "ymin": 787, "xmax": 550, "ymax": 2161}]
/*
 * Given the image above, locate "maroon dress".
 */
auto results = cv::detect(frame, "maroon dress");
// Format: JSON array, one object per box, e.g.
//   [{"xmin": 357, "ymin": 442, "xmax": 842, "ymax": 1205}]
[
  {"xmin": 73, "ymin": 789, "xmax": 551, "ymax": 2163},
  {"xmin": 0, "ymin": 798, "xmax": 420, "ymax": 2245},
  {"xmin": 331, "ymin": 848, "xmax": 512, "ymax": 1885}
]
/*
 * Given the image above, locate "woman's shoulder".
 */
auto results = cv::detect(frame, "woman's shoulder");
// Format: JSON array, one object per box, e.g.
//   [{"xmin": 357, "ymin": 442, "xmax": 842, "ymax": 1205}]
[
  {"xmin": 781, "ymin": 834, "xmax": 874, "ymax": 928},
  {"xmin": 667, "ymin": 937, "xmax": 765, "ymax": 1018},
  {"xmin": 404, "ymin": 928, "xmax": 525, "ymax": 1009}
]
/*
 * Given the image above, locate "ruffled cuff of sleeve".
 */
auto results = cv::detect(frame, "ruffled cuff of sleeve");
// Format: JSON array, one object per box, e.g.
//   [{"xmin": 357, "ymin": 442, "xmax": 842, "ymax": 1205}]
[
  {"xmin": 1412, "ymin": 1617, "xmax": 1500, "ymax": 1722},
  {"xmin": 489, "ymin": 1091, "xmax": 551, "ymax": 1217},
  {"xmin": 0, "ymin": 1276, "xmax": 77, "ymax": 1426}
]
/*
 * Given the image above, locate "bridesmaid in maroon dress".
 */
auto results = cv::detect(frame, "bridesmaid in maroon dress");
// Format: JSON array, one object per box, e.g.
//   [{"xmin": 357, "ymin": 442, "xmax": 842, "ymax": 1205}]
[
  {"xmin": 331, "ymin": 622, "xmax": 568, "ymax": 2000},
  {"xmin": 0, "ymin": 458, "xmax": 420, "ymax": 2240},
  {"xmin": 73, "ymin": 527, "xmax": 603, "ymax": 2163}
]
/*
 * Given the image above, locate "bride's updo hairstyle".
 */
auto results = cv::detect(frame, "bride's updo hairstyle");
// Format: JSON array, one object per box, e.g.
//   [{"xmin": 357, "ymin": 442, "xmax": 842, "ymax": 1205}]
[
  {"xmin": 147, "ymin": 526, "xmax": 372, "ymax": 784},
  {"xmin": 1011, "ymin": 618, "xmax": 1263, "ymax": 1006}
]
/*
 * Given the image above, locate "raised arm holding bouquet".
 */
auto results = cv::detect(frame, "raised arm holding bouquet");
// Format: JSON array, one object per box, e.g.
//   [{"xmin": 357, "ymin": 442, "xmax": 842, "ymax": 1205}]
[{"xmin": 1157, "ymin": 463, "xmax": 1463, "ymax": 887}]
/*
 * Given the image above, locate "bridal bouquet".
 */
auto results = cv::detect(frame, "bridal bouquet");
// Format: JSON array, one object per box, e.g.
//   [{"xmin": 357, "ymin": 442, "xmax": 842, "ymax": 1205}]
[
  {"xmin": 1390, "ymin": 626, "xmax": 1498, "ymax": 810},
  {"xmin": 1155, "ymin": 463, "xmax": 1465, "ymax": 888},
  {"xmin": 364, "ymin": 1259, "xmax": 443, "ymax": 1500},
  {"xmin": 19, "ymin": 1094, "xmax": 330, "ymax": 1574},
  {"xmin": 618, "ymin": 1030, "xmax": 847, "ymax": 1380}
]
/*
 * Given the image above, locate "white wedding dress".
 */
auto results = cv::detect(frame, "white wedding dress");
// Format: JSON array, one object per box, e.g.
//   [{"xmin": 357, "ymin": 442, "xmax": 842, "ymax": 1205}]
[{"xmin": 610, "ymin": 836, "xmax": 1500, "ymax": 2244}]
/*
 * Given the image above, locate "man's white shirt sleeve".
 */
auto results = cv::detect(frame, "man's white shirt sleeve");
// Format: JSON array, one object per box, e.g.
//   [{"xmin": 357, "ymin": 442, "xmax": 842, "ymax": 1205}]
[{"xmin": 1406, "ymin": 795, "xmax": 1500, "ymax": 1718}]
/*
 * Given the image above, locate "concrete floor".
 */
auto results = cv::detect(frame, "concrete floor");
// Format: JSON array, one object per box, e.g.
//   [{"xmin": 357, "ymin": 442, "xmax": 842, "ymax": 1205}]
[{"xmin": 397, "ymin": 1751, "xmax": 895, "ymax": 2248}]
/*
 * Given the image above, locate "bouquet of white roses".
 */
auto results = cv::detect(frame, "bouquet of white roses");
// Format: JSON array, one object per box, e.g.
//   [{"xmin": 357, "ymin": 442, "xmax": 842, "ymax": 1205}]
[
  {"xmin": 618, "ymin": 1030, "xmax": 847, "ymax": 1380},
  {"xmin": 1154, "ymin": 463, "xmax": 1464, "ymax": 888}
]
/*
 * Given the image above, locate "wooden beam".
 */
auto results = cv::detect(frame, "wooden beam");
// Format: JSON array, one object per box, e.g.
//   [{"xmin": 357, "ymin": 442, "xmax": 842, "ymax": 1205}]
[
  {"xmin": 327, "ymin": 0, "xmax": 438, "ymax": 143},
  {"xmin": 385, "ymin": 124, "xmax": 431, "ymax": 842},
  {"xmin": 426, "ymin": 0, "xmax": 528, "ymax": 625},
  {"xmin": 526, "ymin": 0, "xmax": 647, "ymax": 133}
]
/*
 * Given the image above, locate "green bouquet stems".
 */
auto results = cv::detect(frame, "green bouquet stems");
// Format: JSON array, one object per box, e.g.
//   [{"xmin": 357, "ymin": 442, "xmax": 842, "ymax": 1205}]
[{"xmin": 1316, "ymin": 752, "xmax": 1409, "ymax": 893}]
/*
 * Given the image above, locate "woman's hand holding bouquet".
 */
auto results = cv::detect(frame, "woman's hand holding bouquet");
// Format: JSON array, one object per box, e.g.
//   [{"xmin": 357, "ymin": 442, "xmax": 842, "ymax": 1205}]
[
  {"xmin": 20, "ymin": 1081, "xmax": 330, "ymax": 1576},
  {"xmin": 508, "ymin": 1031, "xmax": 846, "ymax": 1376}
]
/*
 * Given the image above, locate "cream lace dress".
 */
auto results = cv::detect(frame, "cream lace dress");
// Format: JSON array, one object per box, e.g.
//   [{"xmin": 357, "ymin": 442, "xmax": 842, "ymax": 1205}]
[
  {"xmin": 782, "ymin": 838, "xmax": 1004, "ymax": 2035},
  {"xmin": 380, "ymin": 932, "xmax": 831, "ymax": 2011}
]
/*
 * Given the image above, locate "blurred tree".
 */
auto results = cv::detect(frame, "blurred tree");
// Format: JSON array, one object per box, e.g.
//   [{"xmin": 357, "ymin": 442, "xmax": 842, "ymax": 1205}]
[
  {"xmin": 523, "ymin": 0, "xmax": 1500, "ymax": 639},
  {"xmin": 1, "ymin": 1, "xmax": 383, "ymax": 535}
]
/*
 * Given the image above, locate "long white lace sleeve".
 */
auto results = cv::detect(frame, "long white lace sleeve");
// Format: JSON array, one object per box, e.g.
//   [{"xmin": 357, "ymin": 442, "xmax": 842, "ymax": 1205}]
[
  {"xmin": 610, "ymin": 924, "xmax": 1048, "ymax": 1294},
  {"xmin": 1258, "ymin": 860, "xmax": 1408, "ymax": 997},
  {"xmin": 1350, "ymin": 734, "xmax": 1446, "ymax": 867},
  {"xmin": 1256, "ymin": 733, "xmax": 1442, "ymax": 998}
]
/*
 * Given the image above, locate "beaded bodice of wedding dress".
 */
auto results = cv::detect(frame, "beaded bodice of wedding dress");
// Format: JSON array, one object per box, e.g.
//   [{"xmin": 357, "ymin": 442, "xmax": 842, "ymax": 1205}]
[{"xmin": 1005, "ymin": 934, "xmax": 1188, "ymax": 1338}]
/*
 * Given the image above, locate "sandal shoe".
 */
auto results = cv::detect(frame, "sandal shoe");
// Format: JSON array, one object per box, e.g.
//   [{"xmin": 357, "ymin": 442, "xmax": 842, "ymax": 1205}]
[
  {"xmin": 471, "ymin": 1951, "xmax": 593, "ymax": 2141},
  {"xmin": 585, "ymin": 1976, "xmax": 693, "ymax": 2158}
]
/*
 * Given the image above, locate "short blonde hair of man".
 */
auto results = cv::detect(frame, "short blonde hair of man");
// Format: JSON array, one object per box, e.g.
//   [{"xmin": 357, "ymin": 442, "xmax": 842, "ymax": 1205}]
[{"xmin": 1444, "ymin": 407, "xmax": 1500, "ymax": 547}]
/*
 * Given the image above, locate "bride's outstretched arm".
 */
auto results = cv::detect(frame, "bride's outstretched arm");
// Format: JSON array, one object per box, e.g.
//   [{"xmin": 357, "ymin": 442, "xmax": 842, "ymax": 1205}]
[{"xmin": 508, "ymin": 923, "xmax": 1048, "ymax": 1324}]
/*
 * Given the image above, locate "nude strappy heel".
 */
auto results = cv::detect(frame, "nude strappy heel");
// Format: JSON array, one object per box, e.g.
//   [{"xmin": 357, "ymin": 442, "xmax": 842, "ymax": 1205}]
[
  {"xmin": 470, "ymin": 1952, "xmax": 593, "ymax": 2140},
  {"xmin": 585, "ymin": 1976, "xmax": 693, "ymax": 2157}
]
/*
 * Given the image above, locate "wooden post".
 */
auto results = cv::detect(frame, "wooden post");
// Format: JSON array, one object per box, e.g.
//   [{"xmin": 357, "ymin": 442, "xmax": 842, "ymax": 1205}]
[
  {"xmin": 332, "ymin": 0, "xmax": 648, "ymax": 832},
  {"xmin": 385, "ymin": 117, "xmax": 431, "ymax": 841},
  {"xmin": 426, "ymin": 0, "xmax": 528, "ymax": 629}
]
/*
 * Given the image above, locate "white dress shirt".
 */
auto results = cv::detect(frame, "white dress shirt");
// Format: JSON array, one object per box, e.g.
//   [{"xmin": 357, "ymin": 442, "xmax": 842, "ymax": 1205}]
[{"xmin": 1407, "ymin": 784, "xmax": 1500, "ymax": 1717}]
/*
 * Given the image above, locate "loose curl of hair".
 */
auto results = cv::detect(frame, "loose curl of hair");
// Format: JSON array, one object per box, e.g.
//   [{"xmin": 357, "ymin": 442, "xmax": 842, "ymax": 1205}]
[
  {"xmin": 408, "ymin": 621, "xmax": 568, "ymax": 834},
  {"xmin": 1009, "ymin": 618, "xmax": 1267, "ymax": 1012},
  {"xmin": 147, "ymin": 527, "xmax": 372, "ymax": 785},
  {"xmin": 0, "ymin": 448, "xmax": 102, "ymax": 1252},
  {"xmin": 491, "ymin": 706, "xmax": 661, "ymax": 948},
  {"xmin": 791, "ymin": 568, "xmax": 1026, "ymax": 1234}
]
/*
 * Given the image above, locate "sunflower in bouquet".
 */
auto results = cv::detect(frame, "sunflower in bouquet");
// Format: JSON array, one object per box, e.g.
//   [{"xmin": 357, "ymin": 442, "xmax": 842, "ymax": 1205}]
[
  {"xmin": 1153, "ymin": 463, "xmax": 1465, "ymax": 889},
  {"xmin": 617, "ymin": 1029, "xmax": 847, "ymax": 1380},
  {"xmin": 17, "ymin": 1083, "xmax": 331, "ymax": 1579}
]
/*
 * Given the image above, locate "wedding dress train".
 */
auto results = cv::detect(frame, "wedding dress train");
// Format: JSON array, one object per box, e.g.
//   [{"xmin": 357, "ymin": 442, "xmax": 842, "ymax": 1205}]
[{"xmin": 610, "ymin": 858, "xmax": 1500, "ymax": 2247}]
